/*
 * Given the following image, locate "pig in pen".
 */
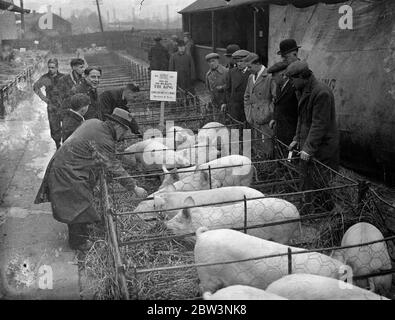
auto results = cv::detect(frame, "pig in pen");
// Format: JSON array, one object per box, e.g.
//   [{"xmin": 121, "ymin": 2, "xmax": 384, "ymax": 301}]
[{"xmin": 82, "ymin": 113, "xmax": 395, "ymax": 300}]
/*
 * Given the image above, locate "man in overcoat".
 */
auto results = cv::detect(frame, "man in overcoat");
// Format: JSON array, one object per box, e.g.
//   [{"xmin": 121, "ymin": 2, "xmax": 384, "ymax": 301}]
[
  {"xmin": 205, "ymin": 53, "xmax": 228, "ymax": 122},
  {"xmin": 267, "ymin": 61, "xmax": 298, "ymax": 147},
  {"xmin": 34, "ymin": 108, "xmax": 148, "ymax": 251},
  {"xmin": 287, "ymin": 61, "xmax": 339, "ymax": 211},
  {"xmin": 222, "ymin": 49, "xmax": 250, "ymax": 122},
  {"xmin": 243, "ymin": 53, "xmax": 276, "ymax": 159},
  {"xmin": 169, "ymin": 40, "xmax": 196, "ymax": 94},
  {"xmin": 148, "ymin": 36, "xmax": 170, "ymax": 71}
]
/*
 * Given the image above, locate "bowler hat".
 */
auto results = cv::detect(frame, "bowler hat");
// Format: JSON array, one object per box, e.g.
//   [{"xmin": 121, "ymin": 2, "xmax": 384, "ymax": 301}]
[
  {"xmin": 277, "ymin": 39, "xmax": 301, "ymax": 56},
  {"xmin": 242, "ymin": 52, "xmax": 260, "ymax": 64},
  {"xmin": 105, "ymin": 108, "xmax": 138, "ymax": 132},
  {"xmin": 205, "ymin": 53, "xmax": 220, "ymax": 61},
  {"xmin": 285, "ymin": 60, "xmax": 310, "ymax": 77},
  {"xmin": 225, "ymin": 44, "xmax": 240, "ymax": 57},
  {"xmin": 232, "ymin": 49, "xmax": 249, "ymax": 60},
  {"xmin": 267, "ymin": 61, "xmax": 289, "ymax": 74}
]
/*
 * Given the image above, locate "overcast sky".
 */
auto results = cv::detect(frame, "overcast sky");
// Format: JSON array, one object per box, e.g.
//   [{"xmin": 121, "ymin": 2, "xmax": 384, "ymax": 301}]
[{"xmin": 21, "ymin": 0, "xmax": 196, "ymax": 20}]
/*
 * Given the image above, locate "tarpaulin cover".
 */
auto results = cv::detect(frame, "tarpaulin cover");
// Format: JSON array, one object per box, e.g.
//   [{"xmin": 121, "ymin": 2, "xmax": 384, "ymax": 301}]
[
  {"xmin": 180, "ymin": 0, "xmax": 351, "ymax": 13},
  {"xmin": 268, "ymin": 0, "xmax": 395, "ymax": 178}
]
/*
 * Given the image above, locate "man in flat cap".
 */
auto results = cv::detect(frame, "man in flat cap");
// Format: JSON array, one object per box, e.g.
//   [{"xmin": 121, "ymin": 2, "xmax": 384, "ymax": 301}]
[
  {"xmin": 221, "ymin": 49, "xmax": 251, "ymax": 122},
  {"xmin": 204, "ymin": 53, "xmax": 228, "ymax": 121},
  {"xmin": 267, "ymin": 61, "xmax": 298, "ymax": 146},
  {"xmin": 224, "ymin": 44, "xmax": 240, "ymax": 69},
  {"xmin": 169, "ymin": 39, "xmax": 196, "ymax": 94},
  {"xmin": 35, "ymin": 108, "xmax": 148, "ymax": 251},
  {"xmin": 166, "ymin": 35, "xmax": 179, "ymax": 55},
  {"xmin": 183, "ymin": 32, "xmax": 195, "ymax": 58},
  {"xmin": 148, "ymin": 36, "xmax": 170, "ymax": 71},
  {"xmin": 243, "ymin": 53, "xmax": 276, "ymax": 159},
  {"xmin": 286, "ymin": 61, "xmax": 339, "ymax": 211},
  {"xmin": 278, "ymin": 39, "xmax": 301, "ymax": 65}
]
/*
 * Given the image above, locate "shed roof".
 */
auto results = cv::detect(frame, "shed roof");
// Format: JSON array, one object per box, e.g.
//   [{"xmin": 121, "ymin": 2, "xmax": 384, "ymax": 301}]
[
  {"xmin": 0, "ymin": 0, "xmax": 30, "ymax": 13},
  {"xmin": 179, "ymin": 0, "xmax": 348, "ymax": 13}
]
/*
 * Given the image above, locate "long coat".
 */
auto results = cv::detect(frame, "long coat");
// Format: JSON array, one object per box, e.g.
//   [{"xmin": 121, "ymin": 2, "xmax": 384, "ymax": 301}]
[
  {"xmin": 72, "ymin": 79, "xmax": 100, "ymax": 120},
  {"xmin": 225, "ymin": 67, "xmax": 251, "ymax": 122},
  {"xmin": 34, "ymin": 119, "xmax": 137, "ymax": 224},
  {"xmin": 148, "ymin": 43, "xmax": 170, "ymax": 71},
  {"xmin": 168, "ymin": 52, "xmax": 195, "ymax": 92},
  {"xmin": 273, "ymin": 79, "xmax": 299, "ymax": 146},
  {"xmin": 244, "ymin": 68, "xmax": 276, "ymax": 126},
  {"xmin": 294, "ymin": 75, "xmax": 340, "ymax": 170},
  {"xmin": 205, "ymin": 64, "xmax": 228, "ymax": 107}
]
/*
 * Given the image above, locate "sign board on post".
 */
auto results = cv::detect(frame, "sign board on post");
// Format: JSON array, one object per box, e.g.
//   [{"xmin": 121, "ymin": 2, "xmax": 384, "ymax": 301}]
[{"xmin": 150, "ymin": 70, "xmax": 177, "ymax": 130}]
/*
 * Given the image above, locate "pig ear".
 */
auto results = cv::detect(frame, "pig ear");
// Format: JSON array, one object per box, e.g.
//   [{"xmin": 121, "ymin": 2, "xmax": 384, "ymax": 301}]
[
  {"xmin": 154, "ymin": 195, "xmax": 166, "ymax": 208},
  {"xmin": 166, "ymin": 184, "xmax": 177, "ymax": 192},
  {"xmin": 181, "ymin": 208, "xmax": 191, "ymax": 220},
  {"xmin": 200, "ymin": 170, "xmax": 209, "ymax": 184},
  {"xmin": 183, "ymin": 196, "xmax": 196, "ymax": 207},
  {"xmin": 162, "ymin": 164, "xmax": 169, "ymax": 173}
]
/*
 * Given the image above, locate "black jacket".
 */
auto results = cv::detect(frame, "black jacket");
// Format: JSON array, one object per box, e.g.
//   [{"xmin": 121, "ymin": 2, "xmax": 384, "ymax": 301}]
[{"xmin": 62, "ymin": 109, "xmax": 84, "ymax": 142}]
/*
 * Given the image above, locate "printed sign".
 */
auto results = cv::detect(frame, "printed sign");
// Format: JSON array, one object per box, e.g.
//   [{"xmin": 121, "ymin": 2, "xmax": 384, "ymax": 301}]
[{"xmin": 150, "ymin": 71, "xmax": 177, "ymax": 102}]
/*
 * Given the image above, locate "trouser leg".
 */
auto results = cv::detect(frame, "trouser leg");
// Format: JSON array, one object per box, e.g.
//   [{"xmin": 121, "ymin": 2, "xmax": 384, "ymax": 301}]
[
  {"xmin": 47, "ymin": 106, "xmax": 62, "ymax": 147},
  {"xmin": 67, "ymin": 223, "xmax": 89, "ymax": 250}
]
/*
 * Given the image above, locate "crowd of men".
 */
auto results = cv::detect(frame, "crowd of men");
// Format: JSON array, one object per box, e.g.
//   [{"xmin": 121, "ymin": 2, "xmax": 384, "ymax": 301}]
[{"xmin": 33, "ymin": 35, "xmax": 339, "ymax": 252}]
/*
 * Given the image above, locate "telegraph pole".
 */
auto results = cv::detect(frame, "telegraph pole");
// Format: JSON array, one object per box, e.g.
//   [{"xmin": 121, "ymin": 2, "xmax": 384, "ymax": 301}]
[
  {"xmin": 20, "ymin": 0, "xmax": 25, "ymax": 39},
  {"xmin": 95, "ymin": 0, "xmax": 104, "ymax": 32}
]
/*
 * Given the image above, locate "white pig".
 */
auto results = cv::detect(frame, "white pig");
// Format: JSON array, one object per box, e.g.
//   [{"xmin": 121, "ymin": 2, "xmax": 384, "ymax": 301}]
[
  {"xmin": 157, "ymin": 155, "xmax": 255, "ymax": 193},
  {"xmin": 266, "ymin": 274, "xmax": 389, "ymax": 300},
  {"xmin": 125, "ymin": 140, "xmax": 190, "ymax": 170},
  {"xmin": 330, "ymin": 222, "xmax": 392, "ymax": 295},
  {"xmin": 198, "ymin": 122, "xmax": 227, "ymax": 146},
  {"xmin": 166, "ymin": 196, "xmax": 300, "ymax": 244},
  {"xmin": 203, "ymin": 285, "xmax": 287, "ymax": 300},
  {"xmin": 152, "ymin": 186, "xmax": 265, "ymax": 219},
  {"xmin": 194, "ymin": 228, "xmax": 345, "ymax": 294}
]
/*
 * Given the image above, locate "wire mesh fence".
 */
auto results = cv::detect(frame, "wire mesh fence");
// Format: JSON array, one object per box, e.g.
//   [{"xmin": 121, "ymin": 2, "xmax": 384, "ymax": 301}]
[{"xmin": 85, "ymin": 109, "xmax": 395, "ymax": 300}]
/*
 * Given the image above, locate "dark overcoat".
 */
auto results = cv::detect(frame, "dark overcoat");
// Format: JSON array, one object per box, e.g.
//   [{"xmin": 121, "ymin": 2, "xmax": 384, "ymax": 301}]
[
  {"xmin": 34, "ymin": 119, "xmax": 137, "ymax": 224},
  {"xmin": 148, "ymin": 43, "xmax": 170, "ymax": 71},
  {"xmin": 225, "ymin": 67, "xmax": 251, "ymax": 122},
  {"xmin": 168, "ymin": 52, "xmax": 195, "ymax": 92},
  {"xmin": 98, "ymin": 88, "xmax": 142, "ymax": 136},
  {"xmin": 61, "ymin": 109, "xmax": 84, "ymax": 142},
  {"xmin": 72, "ymin": 79, "xmax": 100, "ymax": 120},
  {"xmin": 294, "ymin": 75, "xmax": 340, "ymax": 170},
  {"xmin": 273, "ymin": 79, "xmax": 299, "ymax": 146}
]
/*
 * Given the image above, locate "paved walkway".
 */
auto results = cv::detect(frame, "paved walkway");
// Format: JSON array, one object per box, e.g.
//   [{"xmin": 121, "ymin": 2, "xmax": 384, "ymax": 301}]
[{"xmin": 0, "ymin": 59, "xmax": 81, "ymax": 299}]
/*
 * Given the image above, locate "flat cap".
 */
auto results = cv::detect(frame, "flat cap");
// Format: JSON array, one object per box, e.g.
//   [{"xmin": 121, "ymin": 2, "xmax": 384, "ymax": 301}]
[
  {"xmin": 232, "ymin": 49, "xmax": 250, "ymax": 60},
  {"xmin": 154, "ymin": 36, "xmax": 162, "ymax": 41},
  {"xmin": 205, "ymin": 53, "xmax": 220, "ymax": 61},
  {"xmin": 225, "ymin": 44, "xmax": 240, "ymax": 57},
  {"xmin": 242, "ymin": 52, "xmax": 259, "ymax": 64},
  {"xmin": 177, "ymin": 39, "xmax": 186, "ymax": 46},
  {"xmin": 267, "ymin": 61, "xmax": 289, "ymax": 74},
  {"xmin": 285, "ymin": 60, "xmax": 310, "ymax": 77}
]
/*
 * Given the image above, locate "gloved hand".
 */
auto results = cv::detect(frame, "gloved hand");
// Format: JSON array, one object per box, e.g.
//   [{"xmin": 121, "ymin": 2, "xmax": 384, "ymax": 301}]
[{"xmin": 134, "ymin": 186, "xmax": 148, "ymax": 199}]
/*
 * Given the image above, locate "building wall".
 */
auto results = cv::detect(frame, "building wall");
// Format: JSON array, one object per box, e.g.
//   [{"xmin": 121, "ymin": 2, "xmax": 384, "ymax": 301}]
[
  {"xmin": 268, "ymin": 0, "xmax": 395, "ymax": 181},
  {"xmin": 0, "ymin": 10, "xmax": 18, "ymax": 42}
]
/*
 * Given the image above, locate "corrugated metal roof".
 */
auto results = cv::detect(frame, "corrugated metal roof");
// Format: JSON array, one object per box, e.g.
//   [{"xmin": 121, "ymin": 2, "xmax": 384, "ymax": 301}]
[
  {"xmin": 0, "ymin": 0, "xmax": 30, "ymax": 13},
  {"xmin": 179, "ymin": 0, "xmax": 348, "ymax": 13}
]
